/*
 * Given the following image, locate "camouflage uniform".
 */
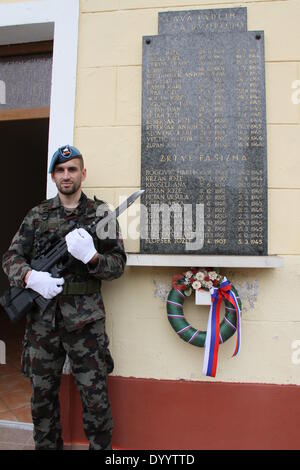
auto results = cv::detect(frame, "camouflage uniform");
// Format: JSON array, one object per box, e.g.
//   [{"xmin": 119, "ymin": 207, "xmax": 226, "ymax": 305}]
[{"xmin": 2, "ymin": 192, "xmax": 126, "ymax": 450}]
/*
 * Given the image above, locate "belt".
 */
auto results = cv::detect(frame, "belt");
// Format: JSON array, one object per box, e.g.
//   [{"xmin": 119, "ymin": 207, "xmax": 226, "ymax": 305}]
[{"xmin": 62, "ymin": 279, "xmax": 101, "ymax": 295}]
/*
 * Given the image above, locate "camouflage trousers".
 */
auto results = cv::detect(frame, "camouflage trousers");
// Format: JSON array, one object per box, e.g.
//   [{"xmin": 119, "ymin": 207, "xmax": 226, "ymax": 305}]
[{"xmin": 21, "ymin": 307, "xmax": 114, "ymax": 450}]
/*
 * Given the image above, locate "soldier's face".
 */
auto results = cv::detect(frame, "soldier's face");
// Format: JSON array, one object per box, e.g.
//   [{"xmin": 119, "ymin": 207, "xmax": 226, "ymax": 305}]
[{"xmin": 51, "ymin": 159, "xmax": 86, "ymax": 195}]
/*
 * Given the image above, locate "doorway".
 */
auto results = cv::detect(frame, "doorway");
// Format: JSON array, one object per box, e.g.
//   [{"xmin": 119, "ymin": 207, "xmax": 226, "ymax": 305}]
[
  {"xmin": 0, "ymin": 118, "xmax": 49, "ymax": 422},
  {"xmin": 0, "ymin": 31, "xmax": 52, "ymax": 423},
  {"xmin": 0, "ymin": 1, "xmax": 79, "ymax": 443}
]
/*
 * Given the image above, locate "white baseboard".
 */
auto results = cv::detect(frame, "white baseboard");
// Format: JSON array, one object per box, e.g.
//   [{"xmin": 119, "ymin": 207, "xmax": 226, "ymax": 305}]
[{"xmin": 0, "ymin": 420, "xmax": 33, "ymax": 431}]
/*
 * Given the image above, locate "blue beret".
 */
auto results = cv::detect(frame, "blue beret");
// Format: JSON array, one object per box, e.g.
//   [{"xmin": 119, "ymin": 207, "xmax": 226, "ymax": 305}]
[{"xmin": 48, "ymin": 145, "xmax": 82, "ymax": 173}]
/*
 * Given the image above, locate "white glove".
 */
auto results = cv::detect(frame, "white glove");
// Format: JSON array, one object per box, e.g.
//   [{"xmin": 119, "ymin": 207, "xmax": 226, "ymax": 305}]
[
  {"xmin": 65, "ymin": 228, "xmax": 97, "ymax": 264},
  {"xmin": 25, "ymin": 270, "xmax": 65, "ymax": 299}
]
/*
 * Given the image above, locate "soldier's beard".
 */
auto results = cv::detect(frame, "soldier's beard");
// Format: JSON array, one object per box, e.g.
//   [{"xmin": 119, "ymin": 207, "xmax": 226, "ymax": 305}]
[{"xmin": 57, "ymin": 179, "xmax": 81, "ymax": 195}]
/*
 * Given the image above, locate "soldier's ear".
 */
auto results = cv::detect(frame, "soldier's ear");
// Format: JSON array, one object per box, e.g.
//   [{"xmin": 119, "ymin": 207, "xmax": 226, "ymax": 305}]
[{"xmin": 82, "ymin": 168, "xmax": 87, "ymax": 181}]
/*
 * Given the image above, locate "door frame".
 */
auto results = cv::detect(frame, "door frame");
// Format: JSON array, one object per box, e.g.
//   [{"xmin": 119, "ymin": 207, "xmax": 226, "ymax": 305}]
[{"xmin": 0, "ymin": 0, "xmax": 80, "ymax": 198}]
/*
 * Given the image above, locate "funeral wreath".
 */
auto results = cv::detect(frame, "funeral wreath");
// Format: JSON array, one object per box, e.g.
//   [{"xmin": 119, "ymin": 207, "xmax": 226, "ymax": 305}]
[{"xmin": 167, "ymin": 268, "xmax": 242, "ymax": 377}]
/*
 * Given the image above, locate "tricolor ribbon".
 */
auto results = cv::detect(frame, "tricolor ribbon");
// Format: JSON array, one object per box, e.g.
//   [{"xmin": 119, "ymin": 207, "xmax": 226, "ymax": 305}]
[{"xmin": 202, "ymin": 277, "xmax": 242, "ymax": 377}]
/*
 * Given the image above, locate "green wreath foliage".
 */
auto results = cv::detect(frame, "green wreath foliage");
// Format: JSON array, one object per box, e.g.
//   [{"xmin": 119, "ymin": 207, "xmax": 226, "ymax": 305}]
[{"xmin": 167, "ymin": 270, "xmax": 242, "ymax": 347}]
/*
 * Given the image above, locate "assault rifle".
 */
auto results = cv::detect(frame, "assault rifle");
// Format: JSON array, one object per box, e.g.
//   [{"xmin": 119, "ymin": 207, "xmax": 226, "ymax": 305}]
[{"xmin": 0, "ymin": 190, "xmax": 144, "ymax": 323}]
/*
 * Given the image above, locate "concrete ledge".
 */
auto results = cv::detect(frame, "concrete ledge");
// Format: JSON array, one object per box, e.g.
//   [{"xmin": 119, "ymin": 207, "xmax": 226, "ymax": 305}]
[{"xmin": 126, "ymin": 254, "xmax": 284, "ymax": 268}]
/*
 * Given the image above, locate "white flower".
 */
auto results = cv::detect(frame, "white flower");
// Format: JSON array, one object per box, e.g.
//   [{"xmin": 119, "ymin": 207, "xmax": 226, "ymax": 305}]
[
  {"xmin": 208, "ymin": 271, "xmax": 218, "ymax": 280},
  {"xmin": 195, "ymin": 271, "xmax": 205, "ymax": 281},
  {"xmin": 192, "ymin": 281, "xmax": 201, "ymax": 290},
  {"xmin": 185, "ymin": 271, "xmax": 193, "ymax": 279}
]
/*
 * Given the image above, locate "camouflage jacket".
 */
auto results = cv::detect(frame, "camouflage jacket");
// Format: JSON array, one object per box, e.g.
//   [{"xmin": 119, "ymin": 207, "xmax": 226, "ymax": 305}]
[{"xmin": 2, "ymin": 192, "xmax": 126, "ymax": 331}]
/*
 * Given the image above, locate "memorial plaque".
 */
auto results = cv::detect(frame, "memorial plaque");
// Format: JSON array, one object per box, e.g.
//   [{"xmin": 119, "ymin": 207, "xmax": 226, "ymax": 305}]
[
  {"xmin": 140, "ymin": 31, "xmax": 267, "ymax": 255},
  {"xmin": 158, "ymin": 7, "xmax": 247, "ymax": 34},
  {"xmin": 0, "ymin": 53, "xmax": 52, "ymax": 109}
]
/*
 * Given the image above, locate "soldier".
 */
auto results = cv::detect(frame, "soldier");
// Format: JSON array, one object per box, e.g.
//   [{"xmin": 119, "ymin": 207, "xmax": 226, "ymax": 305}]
[{"xmin": 2, "ymin": 145, "xmax": 126, "ymax": 450}]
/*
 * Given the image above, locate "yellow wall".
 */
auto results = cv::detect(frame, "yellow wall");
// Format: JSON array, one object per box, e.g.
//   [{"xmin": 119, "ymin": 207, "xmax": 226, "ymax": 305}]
[{"xmin": 3, "ymin": 0, "xmax": 296, "ymax": 385}]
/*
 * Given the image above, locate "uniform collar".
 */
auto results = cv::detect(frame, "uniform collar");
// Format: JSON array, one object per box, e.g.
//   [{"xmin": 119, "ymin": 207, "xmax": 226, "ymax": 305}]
[{"xmin": 49, "ymin": 191, "xmax": 87, "ymax": 211}]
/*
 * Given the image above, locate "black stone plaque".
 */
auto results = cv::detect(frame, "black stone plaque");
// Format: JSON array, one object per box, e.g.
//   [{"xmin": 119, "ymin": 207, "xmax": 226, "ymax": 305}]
[
  {"xmin": 158, "ymin": 7, "xmax": 247, "ymax": 34},
  {"xmin": 140, "ymin": 31, "xmax": 267, "ymax": 255}
]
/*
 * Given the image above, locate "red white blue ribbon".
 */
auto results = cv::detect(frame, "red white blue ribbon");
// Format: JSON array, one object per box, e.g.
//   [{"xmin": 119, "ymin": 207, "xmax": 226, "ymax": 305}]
[{"xmin": 202, "ymin": 277, "xmax": 241, "ymax": 377}]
